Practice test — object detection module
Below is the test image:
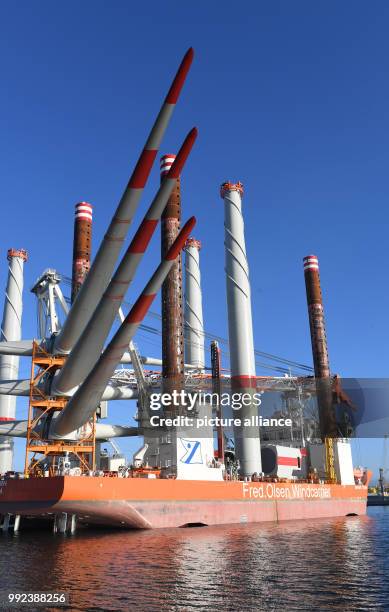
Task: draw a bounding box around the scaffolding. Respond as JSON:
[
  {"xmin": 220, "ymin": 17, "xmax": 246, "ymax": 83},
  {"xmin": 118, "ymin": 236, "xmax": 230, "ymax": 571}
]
[{"xmin": 24, "ymin": 341, "xmax": 95, "ymax": 477}]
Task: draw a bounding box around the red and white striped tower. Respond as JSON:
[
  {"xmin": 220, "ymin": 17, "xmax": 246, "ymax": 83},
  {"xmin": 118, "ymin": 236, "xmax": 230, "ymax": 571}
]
[
  {"xmin": 220, "ymin": 182, "xmax": 262, "ymax": 476},
  {"xmin": 184, "ymin": 237, "xmax": 204, "ymax": 369},
  {"xmin": 53, "ymin": 129, "xmax": 197, "ymax": 396},
  {"xmin": 54, "ymin": 48, "xmax": 194, "ymax": 355},
  {"xmin": 303, "ymin": 255, "xmax": 330, "ymax": 379},
  {"xmin": 52, "ymin": 217, "xmax": 196, "ymax": 437},
  {"xmin": 71, "ymin": 202, "xmax": 93, "ymax": 303},
  {"xmin": 0, "ymin": 248, "xmax": 28, "ymax": 472},
  {"xmin": 160, "ymin": 153, "xmax": 184, "ymax": 396},
  {"xmin": 303, "ymin": 255, "xmax": 336, "ymax": 437}
]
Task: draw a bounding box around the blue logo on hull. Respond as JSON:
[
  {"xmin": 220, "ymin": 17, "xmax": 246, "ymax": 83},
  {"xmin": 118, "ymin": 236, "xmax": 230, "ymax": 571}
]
[{"xmin": 179, "ymin": 439, "xmax": 203, "ymax": 464}]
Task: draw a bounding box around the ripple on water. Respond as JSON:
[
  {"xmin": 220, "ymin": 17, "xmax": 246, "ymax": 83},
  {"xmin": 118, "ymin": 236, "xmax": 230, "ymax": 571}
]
[{"xmin": 0, "ymin": 507, "xmax": 388, "ymax": 612}]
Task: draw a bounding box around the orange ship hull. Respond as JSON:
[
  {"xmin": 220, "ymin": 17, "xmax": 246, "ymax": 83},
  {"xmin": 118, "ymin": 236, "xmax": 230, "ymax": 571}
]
[{"xmin": 0, "ymin": 477, "xmax": 368, "ymax": 529}]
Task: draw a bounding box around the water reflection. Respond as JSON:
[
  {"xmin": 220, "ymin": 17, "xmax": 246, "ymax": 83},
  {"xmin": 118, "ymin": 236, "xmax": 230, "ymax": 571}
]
[{"xmin": 0, "ymin": 509, "xmax": 388, "ymax": 611}]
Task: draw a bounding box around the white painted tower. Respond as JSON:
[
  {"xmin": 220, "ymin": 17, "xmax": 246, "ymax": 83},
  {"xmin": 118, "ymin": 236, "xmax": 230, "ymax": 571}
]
[
  {"xmin": 220, "ymin": 182, "xmax": 262, "ymax": 476},
  {"xmin": 0, "ymin": 248, "xmax": 27, "ymax": 472},
  {"xmin": 184, "ymin": 237, "xmax": 204, "ymax": 369}
]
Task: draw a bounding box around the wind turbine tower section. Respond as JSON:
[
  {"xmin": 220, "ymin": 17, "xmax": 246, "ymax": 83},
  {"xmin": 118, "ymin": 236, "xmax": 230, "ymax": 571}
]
[{"xmin": 0, "ymin": 248, "xmax": 27, "ymax": 472}]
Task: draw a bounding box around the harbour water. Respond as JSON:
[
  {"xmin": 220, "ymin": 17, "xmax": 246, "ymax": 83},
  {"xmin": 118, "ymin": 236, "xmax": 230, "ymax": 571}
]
[{"xmin": 0, "ymin": 507, "xmax": 388, "ymax": 611}]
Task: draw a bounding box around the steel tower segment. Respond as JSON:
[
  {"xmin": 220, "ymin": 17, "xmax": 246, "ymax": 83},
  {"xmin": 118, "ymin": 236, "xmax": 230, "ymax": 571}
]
[
  {"xmin": 71, "ymin": 202, "xmax": 92, "ymax": 303},
  {"xmin": 220, "ymin": 182, "xmax": 262, "ymax": 476},
  {"xmin": 160, "ymin": 154, "xmax": 184, "ymax": 394},
  {"xmin": 303, "ymin": 255, "xmax": 330, "ymax": 378},
  {"xmin": 54, "ymin": 48, "xmax": 194, "ymax": 355},
  {"xmin": 211, "ymin": 340, "xmax": 224, "ymax": 461},
  {"xmin": 53, "ymin": 129, "xmax": 197, "ymax": 395},
  {"xmin": 184, "ymin": 237, "xmax": 204, "ymax": 369},
  {"xmin": 0, "ymin": 248, "xmax": 27, "ymax": 472},
  {"xmin": 303, "ymin": 254, "xmax": 337, "ymax": 480},
  {"xmin": 52, "ymin": 217, "xmax": 196, "ymax": 437}
]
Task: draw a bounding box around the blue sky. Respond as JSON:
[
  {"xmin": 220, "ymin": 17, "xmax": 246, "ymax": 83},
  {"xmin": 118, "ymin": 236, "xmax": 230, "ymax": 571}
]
[{"xmin": 1, "ymin": 1, "xmax": 389, "ymax": 478}]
